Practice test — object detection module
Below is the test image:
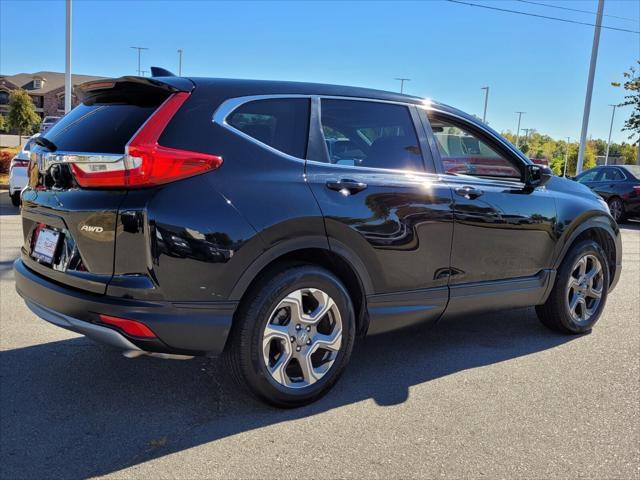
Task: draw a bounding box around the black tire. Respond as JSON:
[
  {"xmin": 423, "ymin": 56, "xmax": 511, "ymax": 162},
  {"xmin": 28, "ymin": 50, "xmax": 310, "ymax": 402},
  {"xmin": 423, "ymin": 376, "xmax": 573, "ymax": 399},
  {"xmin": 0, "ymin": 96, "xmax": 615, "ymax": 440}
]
[
  {"xmin": 10, "ymin": 192, "xmax": 20, "ymax": 207},
  {"xmin": 607, "ymin": 197, "xmax": 626, "ymax": 223},
  {"xmin": 536, "ymin": 239, "xmax": 609, "ymax": 334},
  {"xmin": 224, "ymin": 265, "xmax": 356, "ymax": 407}
]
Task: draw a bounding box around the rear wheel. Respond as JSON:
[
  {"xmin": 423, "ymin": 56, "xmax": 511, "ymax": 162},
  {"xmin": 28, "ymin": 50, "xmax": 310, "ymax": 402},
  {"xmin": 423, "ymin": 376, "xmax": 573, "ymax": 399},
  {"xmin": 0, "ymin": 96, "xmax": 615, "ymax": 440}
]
[
  {"xmin": 607, "ymin": 197, "xmax": 625, "ymax": 223},
  {"xmin": 225, "ymin": 265, "xmax": 355, "ymax": 407},
  {"xmin": 536, "ymin": 239, "xmax": 609, "ymax": 334},
  {"xmin": 10, "ymin": 192, "xmax": 20, "ymax": 207}
]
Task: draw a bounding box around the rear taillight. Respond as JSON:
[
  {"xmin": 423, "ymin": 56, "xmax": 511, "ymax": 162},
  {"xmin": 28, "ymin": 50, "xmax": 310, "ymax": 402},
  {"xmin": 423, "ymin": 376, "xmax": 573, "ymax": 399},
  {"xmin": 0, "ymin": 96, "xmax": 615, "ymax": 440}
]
[
  {"xmin": 72, "ymin": 92, "xmax": 223, "ymax": 188},
  {"xmin": 633, "ymin": 185, "xmax": 640, "ymax": 194},
  {"xmin": 10, "ymin": 159, "xmax": 29, "ymax": 169}
]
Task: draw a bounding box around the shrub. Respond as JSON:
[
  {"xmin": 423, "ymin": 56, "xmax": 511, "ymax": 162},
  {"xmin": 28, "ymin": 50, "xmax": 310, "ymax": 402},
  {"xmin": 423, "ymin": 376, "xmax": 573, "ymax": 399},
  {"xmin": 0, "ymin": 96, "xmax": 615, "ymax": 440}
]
[{"xmin": 0, "ymin": 149, "xmax": 17, "ymax": 175}]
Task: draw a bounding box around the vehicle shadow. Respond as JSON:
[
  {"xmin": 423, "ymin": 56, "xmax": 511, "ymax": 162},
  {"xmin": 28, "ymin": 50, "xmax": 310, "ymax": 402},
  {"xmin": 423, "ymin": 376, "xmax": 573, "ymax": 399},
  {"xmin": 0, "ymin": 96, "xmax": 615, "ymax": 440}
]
[
  {"xmin": 619, "ymin": 220, "xmax": 640, "ymax": 231},
  {"xmin": 0, "ymin": 307, "xmax": 579, "ymax": 479},
  {"xmin": 0, "ymin": 191, "xmax": 20, "ymax": 216}
]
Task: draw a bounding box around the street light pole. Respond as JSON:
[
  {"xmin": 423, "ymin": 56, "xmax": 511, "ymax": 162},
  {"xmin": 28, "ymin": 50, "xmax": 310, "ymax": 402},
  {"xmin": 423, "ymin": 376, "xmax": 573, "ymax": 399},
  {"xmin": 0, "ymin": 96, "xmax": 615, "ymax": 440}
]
[
  {"xmin": 395, "ymin": 78, "xmax": 410, "ymax": 94},
  {"xmin": 481, "ymin": 86, "xmax": 489, "ymax": 123},
  {"xmin": 576, "ymin": 0, "xmax": 605, "ymax": 174},
  {"xmin": 604, "ymin": 104, "xmax": 617, "ymax": 165},
  {"xmin": 515, "ymin": 111, "xmax": 525, "ymax": 147},
  {"xmin": 64, "ymin": 0, "xmax": 72, "ymax": 114},
  {"xmin": 130, "ymin": 46, "xmax": 149, "ymax": 76},
  {"xmin": 177, "ymin": 49, "xmax": 183, "ymax": 76},
  {"xmin": 563, "ymin": 137, "xmax": 571, "ymax": 177}
]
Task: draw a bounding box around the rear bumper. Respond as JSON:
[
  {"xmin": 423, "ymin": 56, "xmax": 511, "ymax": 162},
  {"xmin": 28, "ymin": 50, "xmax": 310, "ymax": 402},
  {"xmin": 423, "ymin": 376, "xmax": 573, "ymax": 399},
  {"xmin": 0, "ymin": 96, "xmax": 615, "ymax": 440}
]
[{"xmin": 14, "ymin": 258, "xmax": 236, "ymax": 355}]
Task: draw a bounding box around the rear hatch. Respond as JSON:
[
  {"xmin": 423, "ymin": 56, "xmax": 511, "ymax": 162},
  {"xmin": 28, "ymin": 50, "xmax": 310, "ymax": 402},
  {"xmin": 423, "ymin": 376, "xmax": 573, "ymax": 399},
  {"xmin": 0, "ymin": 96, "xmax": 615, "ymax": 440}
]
[{"xmin": 20, "ymin": 76, "xmax": 197, "ymax": 294}]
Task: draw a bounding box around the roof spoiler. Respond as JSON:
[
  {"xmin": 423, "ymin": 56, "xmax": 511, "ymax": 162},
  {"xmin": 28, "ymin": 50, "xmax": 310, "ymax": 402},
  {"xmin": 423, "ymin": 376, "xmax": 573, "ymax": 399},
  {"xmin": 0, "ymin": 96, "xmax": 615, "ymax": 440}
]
[
  {"xmin": 150, "ymin": 66, "xmax": 176, "ymax": 77},
  {"xmin": 76, "ymin": 75, "xmax": 193, "ymax": 102}
]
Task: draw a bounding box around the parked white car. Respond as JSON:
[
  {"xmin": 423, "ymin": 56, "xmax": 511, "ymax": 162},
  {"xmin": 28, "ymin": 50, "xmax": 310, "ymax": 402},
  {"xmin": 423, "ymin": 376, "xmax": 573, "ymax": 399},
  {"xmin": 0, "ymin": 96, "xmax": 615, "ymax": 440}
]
[
  {"xmin": 40, "ymin": 116, "xmax": 61, "ymax": 133},
  {"xmin": 9, "ymin": 134, "xmax": 39, "ymax": 206}
]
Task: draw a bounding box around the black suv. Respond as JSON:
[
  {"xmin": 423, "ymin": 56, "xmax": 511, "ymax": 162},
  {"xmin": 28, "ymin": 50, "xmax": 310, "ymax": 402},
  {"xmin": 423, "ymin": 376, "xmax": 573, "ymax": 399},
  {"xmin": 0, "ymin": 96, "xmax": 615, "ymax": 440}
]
[{"xmin": 14, "ymin": 73, "xmax": 621, "ymax": 407}]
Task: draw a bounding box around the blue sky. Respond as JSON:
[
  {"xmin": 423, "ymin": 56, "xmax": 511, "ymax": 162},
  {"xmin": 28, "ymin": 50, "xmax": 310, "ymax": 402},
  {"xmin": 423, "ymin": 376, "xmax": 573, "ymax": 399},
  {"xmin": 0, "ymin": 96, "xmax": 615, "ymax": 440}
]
[{"xmin": 1, "ymin": 0, "xmax": 638, "ymax": 143}]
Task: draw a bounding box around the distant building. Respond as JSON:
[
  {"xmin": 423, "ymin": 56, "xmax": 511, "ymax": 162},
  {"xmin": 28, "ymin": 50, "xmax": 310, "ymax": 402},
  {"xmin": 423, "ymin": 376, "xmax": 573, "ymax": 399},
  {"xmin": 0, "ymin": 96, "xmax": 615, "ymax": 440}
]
[
  {"xmin": 0, "ymin": 71, "xmax": 105, "ymax": 120},
  {"xmin": 596, "ymin": 155, "xmax": 623, "ymax": 166}
]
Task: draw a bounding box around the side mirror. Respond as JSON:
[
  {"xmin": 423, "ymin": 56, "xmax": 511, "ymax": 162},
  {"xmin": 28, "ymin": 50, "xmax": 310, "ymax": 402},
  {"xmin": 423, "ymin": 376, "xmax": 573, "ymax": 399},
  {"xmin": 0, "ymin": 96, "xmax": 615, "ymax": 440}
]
[{"xmin": 524, "ymin": 164, "xmax": 552, "ymax": 191}]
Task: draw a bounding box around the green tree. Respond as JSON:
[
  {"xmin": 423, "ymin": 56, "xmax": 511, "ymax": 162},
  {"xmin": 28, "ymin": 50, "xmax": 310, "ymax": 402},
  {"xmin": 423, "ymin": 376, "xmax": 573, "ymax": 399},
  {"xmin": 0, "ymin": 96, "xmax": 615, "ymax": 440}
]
[
  {"xmin": 7, "ymin": 89, "xmax": 40, "ymax": 142},
  {"xmin": 612, "ymin": 61, "xmax": 639, "ymax": 145},
  {"xmin": 0, "ymin": 115, "xmax": 6, "ymax": 133}
]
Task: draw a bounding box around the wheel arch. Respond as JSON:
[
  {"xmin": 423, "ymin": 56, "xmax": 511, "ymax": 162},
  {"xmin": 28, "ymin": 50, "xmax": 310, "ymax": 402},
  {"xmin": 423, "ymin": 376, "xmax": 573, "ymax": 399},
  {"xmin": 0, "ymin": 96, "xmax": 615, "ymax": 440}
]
[
  {"xmin": 555, "ymin": 215, "xmax": 620, "ymax": 289},
  {"xmin": 228, "ymin": 236, "xmax": 373, "ymax": 337}
]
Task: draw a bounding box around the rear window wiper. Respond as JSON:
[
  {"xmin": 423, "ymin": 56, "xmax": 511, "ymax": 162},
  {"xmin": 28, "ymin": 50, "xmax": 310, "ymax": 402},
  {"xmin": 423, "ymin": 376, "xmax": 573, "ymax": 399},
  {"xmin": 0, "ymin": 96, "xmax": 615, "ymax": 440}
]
[{"xmin": 34, "ymin": 136, "xmax": 58, "ymax": 152}]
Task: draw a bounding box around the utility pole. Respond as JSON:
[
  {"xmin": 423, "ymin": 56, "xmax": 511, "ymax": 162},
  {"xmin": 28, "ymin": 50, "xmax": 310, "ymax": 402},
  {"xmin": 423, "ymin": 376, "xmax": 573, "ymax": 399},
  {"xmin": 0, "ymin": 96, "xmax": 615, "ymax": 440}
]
[
  {"xmin": 130, "ymin": 46, "xmax": 149, "ymax": 76},
  {"xmin": 140, "ymin": 70, "xmax": 148, "ymax": 77},
  {"xmin": 515, "ymin": 111, "xmax": 525, "ymax": 147},
  {"xmin": 563, "ymin": 137, "xmax": 571, "ymax": 177},
  {"xmin": 177, "ymin": 49, "xmax": 183, "ymax": 76},
  {"xmin": 481, "ymin": 86, "xmax": 489, "ymax": 123},
  {"xmin": 64, "ymin": 0, "xmax": 72, "ymax": 114},
  {"xmin": 576, "ymin": 0, "xmax": 604, "ymax": 174},
  {"xmin": 395, "ymin": 78, "xmax": 410, "ymax": 94},
  {"xmin": 604, "ymin": 104, "xmax": 617, "ymax": 165},
  {"xmin": 522, "ymin": 128, "xmax": 532, "ymax": 144}
]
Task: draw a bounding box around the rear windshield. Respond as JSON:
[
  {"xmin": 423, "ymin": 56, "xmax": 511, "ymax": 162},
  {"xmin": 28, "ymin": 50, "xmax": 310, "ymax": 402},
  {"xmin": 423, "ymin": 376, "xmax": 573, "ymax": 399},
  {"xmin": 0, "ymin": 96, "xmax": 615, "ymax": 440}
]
[
  {"xmin": 42, "ymin": 103, "xmax": 158, "ymax": 154},
  {"xmin": 623, "ymin": 165, "xmax": 640, "ymax": 178}
]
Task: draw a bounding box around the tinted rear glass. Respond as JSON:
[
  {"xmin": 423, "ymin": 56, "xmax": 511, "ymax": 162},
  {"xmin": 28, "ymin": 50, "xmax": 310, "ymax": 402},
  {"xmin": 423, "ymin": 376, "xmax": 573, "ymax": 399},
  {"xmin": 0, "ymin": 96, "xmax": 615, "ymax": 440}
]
[
  {"xmin": 228, "ymin": 98, "xmax": 310, "ymax": 158},
  {"xmin": 43, "ymin": 103, "xmax": 158, "ymax": 154}
]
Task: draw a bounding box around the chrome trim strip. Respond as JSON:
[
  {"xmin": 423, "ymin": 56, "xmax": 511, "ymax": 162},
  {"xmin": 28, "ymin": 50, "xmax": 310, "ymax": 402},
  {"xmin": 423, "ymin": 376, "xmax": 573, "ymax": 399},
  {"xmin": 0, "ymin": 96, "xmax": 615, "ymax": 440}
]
[
  {"xmin": 211, "ymin": 93, "xmax": 436, "ymax": 176},
  {"xmin": 31, "ymin": 150, "xmax": 124, "ymax": 171}
]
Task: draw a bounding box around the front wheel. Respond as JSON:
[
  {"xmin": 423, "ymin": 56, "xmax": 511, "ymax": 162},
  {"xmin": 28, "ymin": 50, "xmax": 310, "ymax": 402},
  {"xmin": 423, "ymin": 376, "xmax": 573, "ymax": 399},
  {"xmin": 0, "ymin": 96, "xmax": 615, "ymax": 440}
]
[
  {"xmin": 225, "ymin": 265, "xmax": 356, "ymax": 407},
  {"xmin": 536, "ymin": 239, "xmax": 609, "ymax": 334}
]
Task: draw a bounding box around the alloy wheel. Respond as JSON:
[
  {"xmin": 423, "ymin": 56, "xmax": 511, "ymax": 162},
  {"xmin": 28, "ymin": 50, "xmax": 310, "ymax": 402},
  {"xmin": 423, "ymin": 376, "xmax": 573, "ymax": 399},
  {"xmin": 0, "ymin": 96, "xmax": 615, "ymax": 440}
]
[
  {"xmin": 608, "ymin": 198, "xmax": 623, "ymax": 222},
  {"xmin": 262, "ymin": 288, "xmax": 342, "ymax": 388},
  {"xmin": 566, "ymin": 254, "xmax": 604, "ymax": 325}
]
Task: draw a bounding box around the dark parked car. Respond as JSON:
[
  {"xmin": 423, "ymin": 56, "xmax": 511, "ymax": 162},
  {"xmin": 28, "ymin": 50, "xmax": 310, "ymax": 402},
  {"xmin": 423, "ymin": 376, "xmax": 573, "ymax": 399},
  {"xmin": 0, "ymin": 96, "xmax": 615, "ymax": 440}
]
[
  {"xmin": 573, "ymin": 165, "xmax": 640, "ymax": 223},
  {"xmin": 14, "ymin": 73, "xmax": 621, "ymax": 407}
]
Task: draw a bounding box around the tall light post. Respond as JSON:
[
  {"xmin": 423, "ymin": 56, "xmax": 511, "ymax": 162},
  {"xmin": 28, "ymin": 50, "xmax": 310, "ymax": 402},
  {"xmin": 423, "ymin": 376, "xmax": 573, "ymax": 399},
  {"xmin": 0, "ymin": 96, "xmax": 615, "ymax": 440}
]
[
  {"xmin": 395, "ymin": 78, "xmax": 410, "ymax": 94},
  {"xmin": 64, "ymin": 0, "xmax": 72, "ymax": 114},
  {"xmin": 130, "ymin": 46, "xmax": 149, "ymax": 76},
  {"xmin": 515, "ymin": 111, "xmax": 525, "ymax": 147},
  {"xmin": 177, "ymin": 49, "xmax": 183, "ymax": 76},
  {"xmin": 604, "ymin": 104, "xmax": 617, "ymax": 165},
  {"xmin": 481, "ymin": 86, "xmax": 489, "ymax": 123},
  {"xmin": 576, "ymin": 0, "xmax": 605, "ymax": 174},
  {"xmin": 563, "ymin": 137, "xmax": 571, "ymax": 177}
]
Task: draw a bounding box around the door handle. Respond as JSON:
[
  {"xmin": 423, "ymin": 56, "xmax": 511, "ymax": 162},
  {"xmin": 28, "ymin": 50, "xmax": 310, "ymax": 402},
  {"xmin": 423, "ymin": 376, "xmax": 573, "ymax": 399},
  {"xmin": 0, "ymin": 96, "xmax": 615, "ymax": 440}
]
[
  {"xmin": 326, "ymin": 179, "xmax": 368, "ymax": 195},
  {"xmin": 455, "ymin": 186, "xmax": 483, "ymax": 199}
]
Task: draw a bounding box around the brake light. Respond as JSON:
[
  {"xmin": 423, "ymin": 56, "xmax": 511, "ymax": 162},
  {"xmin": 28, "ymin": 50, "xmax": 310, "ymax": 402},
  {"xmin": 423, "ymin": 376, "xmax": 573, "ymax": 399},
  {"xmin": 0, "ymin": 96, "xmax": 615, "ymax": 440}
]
[
  {"xmin": 11, "ymin": 159, "xmax": 29, "ymax": 169},
  {"xmin": 99, "ymin": 314, "xmax": 157, "ymax": 338},
  {"xmin": 72, "ymin": 92, "xmax": 223, "ymax": 188},
  {"xmin": 633, "ymin": 185, "xmax": 640, "ymax": 193}
]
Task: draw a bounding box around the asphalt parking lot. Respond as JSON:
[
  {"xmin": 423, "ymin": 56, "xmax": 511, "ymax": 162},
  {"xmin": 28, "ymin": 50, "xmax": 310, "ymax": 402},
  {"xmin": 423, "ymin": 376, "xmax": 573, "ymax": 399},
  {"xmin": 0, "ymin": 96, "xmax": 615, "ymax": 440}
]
[{"xmin": 0, "ymin": 190, "xmax": 638, "ymax": 479}]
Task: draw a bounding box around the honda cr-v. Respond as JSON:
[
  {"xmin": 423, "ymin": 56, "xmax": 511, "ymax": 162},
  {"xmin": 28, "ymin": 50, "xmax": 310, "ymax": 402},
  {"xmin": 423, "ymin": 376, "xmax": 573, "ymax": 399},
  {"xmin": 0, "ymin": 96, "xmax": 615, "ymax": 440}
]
[{"xmin": 15, "ymin": 71, "xmax": 621, "ymax": 407}]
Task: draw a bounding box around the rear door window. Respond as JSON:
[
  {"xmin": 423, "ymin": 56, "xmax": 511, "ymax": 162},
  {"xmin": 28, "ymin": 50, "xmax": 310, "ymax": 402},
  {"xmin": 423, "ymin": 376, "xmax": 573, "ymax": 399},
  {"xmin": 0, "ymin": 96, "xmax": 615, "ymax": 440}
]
[
  {"xmin": 228, "ymin": 98, "xmax": 310, "ymax": 158},
  {"xmin": 601, "ymin": 168, "xmax": 625, "ymax": 181},
  {"xmin": 319, "ymin": 99, "xmax": 424, "ymax": 171}
]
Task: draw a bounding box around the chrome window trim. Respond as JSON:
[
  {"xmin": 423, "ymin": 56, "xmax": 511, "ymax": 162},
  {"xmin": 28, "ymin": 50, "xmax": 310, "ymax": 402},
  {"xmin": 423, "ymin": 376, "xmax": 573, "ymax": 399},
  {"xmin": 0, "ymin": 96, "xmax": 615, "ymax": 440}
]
[{"xmin": 211, "ymin": 93, "xmax": 434, "ymax": 176}]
